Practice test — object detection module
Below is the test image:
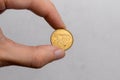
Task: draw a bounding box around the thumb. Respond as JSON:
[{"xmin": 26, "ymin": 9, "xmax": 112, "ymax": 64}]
[
  {"xmin": 4, "ymin": 44, "xmax": 65, "ymax": 68},
  {"xmin": 30, "ymin": 45, "xmax": 65, "ymax": 68}
]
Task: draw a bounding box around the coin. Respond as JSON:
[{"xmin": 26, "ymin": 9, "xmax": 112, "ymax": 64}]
[{"xmin": 50, "ymin": 29, "xmax": 73, "ymax": 50}]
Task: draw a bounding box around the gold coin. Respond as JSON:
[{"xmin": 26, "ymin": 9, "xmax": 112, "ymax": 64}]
[{"xmin": 50, "ymin": 29, "xmax": 73, "ymax": 50}]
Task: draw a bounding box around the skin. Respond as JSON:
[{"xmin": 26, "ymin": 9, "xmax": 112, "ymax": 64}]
[{"xmin": 0, "ymin": 0, "xmax": 65, "ymax": 68}]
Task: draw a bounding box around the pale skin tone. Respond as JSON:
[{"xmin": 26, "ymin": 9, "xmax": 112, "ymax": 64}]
[{"xmin": 0, "ymin": 0, "xmax": 65, "ymax": 68}]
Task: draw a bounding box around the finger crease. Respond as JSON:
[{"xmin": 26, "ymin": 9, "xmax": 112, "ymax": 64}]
[{"xmin": 4, "ymin": 0, "xmax": 8, "ymax": 9}]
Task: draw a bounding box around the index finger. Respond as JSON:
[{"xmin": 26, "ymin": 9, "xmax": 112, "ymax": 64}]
[
  {"xmin": 29, "ymin": 0, "xmax": 66, "ymax": 29},
  {"xmin": 3, "ymin": 0, "xmax": 66, "ymax": 29}
]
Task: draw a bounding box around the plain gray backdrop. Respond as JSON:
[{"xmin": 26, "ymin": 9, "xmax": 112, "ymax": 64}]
[{"xmin": 0, "ymin": 0, "xmax": 120, "ymax": 80}]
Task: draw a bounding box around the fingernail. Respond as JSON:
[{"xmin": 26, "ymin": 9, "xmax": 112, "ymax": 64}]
[
  {"xmin": 54, "ymin": 49, "xmax": 65, "ymax": 60},
  {"xmin": 62, "ymin": 25, "xmax": 67, "ymax": 29}
]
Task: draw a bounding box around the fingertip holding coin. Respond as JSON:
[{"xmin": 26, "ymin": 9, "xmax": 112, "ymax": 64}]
[{"xmin": 50, "ymin": 29, "xmax": 74, "ymax": 51}]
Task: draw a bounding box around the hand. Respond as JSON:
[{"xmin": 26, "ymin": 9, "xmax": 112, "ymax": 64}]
[{"xmin": 0, "ymin": 0, "xmax": 65, "ymax": 68}]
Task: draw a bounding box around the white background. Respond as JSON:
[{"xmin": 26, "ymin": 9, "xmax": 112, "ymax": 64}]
[{"xmin": 0, "ymin": 0, "xmax": 120, "ymax": 80}]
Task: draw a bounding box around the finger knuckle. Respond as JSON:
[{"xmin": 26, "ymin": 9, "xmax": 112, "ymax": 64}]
[
  {"xmin": 30, "ymin": 47, "xmax": 45, "ymax": 68},
  {"xmin": 0, "ymin": 0, "xmax": 6, "ymax": 10}
]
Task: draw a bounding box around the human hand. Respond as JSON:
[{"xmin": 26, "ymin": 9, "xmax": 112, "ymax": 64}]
[{"xmin": 0, "ymin": 0, "xmax": 65, "ymax": 68}]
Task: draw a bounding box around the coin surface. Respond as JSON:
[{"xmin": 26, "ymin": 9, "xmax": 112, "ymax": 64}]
[{"xmin": 50, "ymin": 29, "xmax": 73, "ymax": 50}]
